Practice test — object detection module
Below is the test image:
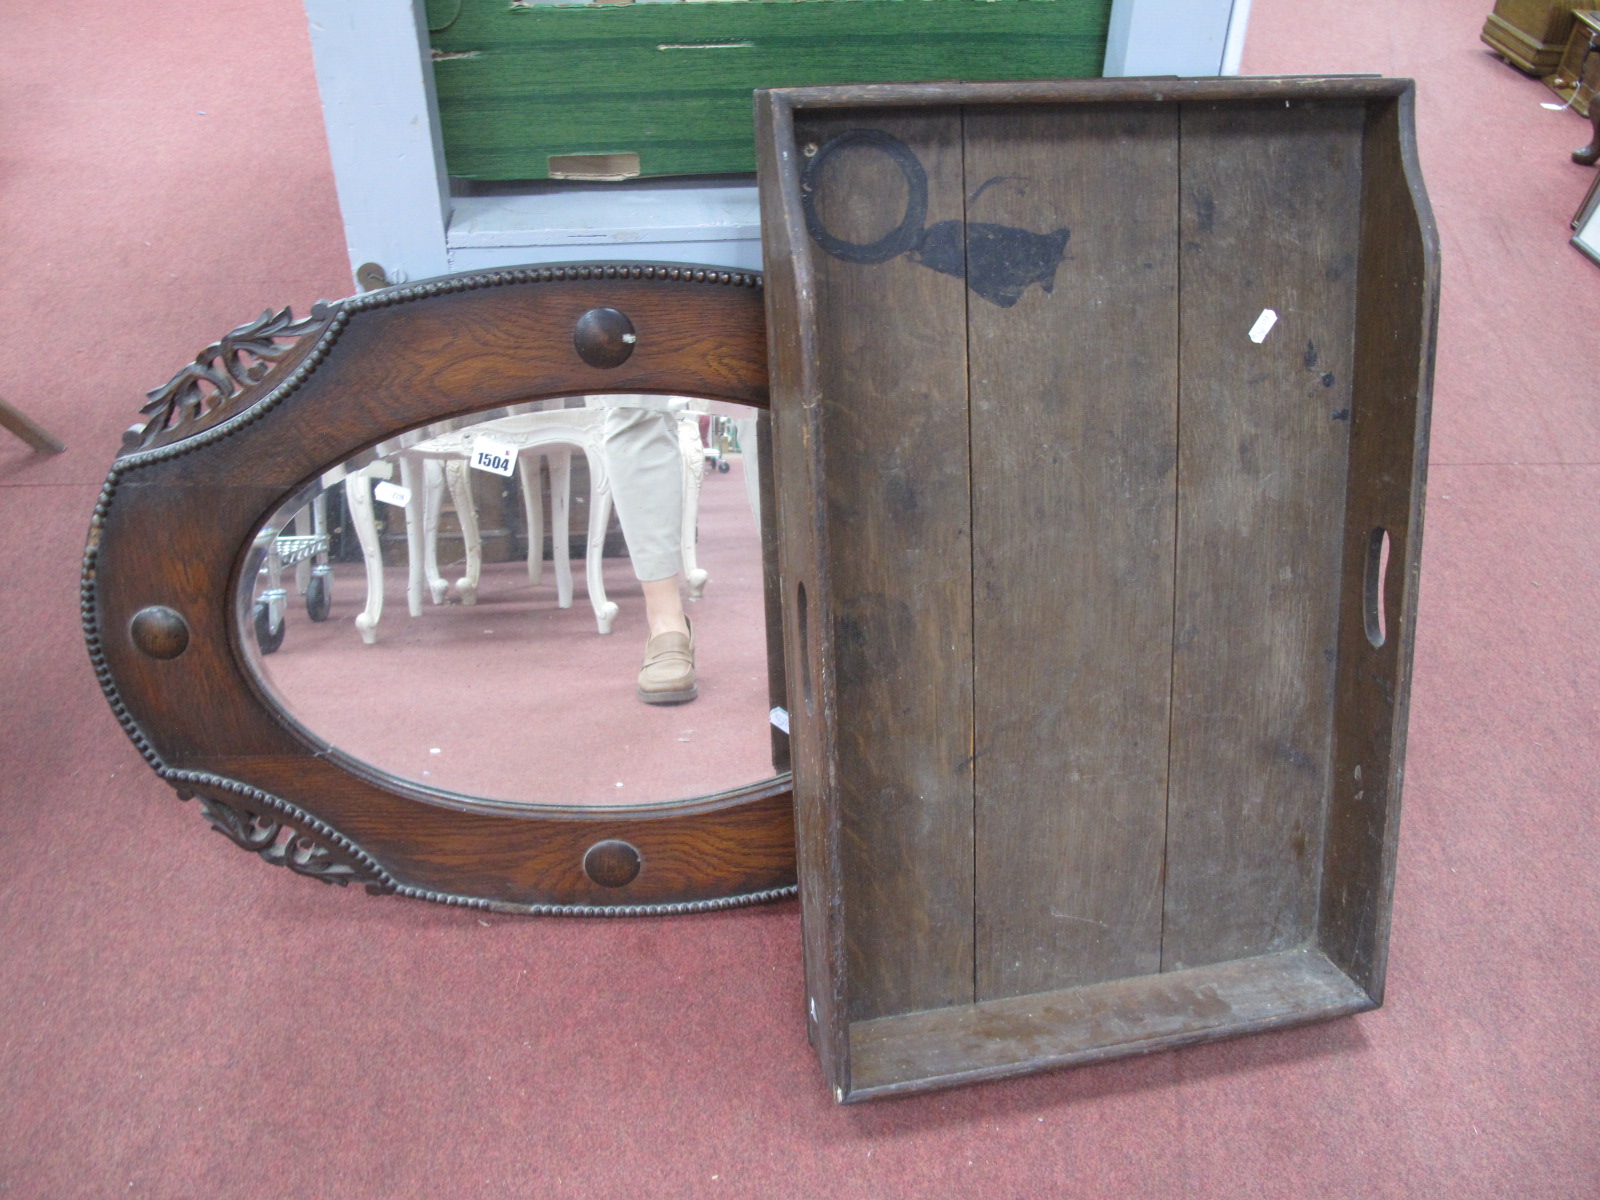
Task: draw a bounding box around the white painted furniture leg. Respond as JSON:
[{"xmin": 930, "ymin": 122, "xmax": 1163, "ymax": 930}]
[
  {"xmin": 678, "ymin": 409, "xmax": 708, "ymax": 601},
  {"xmin": 420, "ymin": 458, "xmax": 450, "ymax": 606},
  {"xmin": 733, "ymin": 415, "xmax": 760, "ymax": 525},
  {"xmin": 445, "ymin": 458, "xmax": 481, "ymax": 605},
  {"xmin": 401, "ymin": 455, "xmax": 426, "ymax": 617},
  {"xmin": 582, "ymin": 446, "xmax": 618, "ymax": 634},
  {"xmin": 517, "ymin": 453, "xmax": 544, "ymax": 587},
  {"xmin": 547, "ymin": 447, "xmax": 574, "ymax": 610},
  {"xmin": 345, "ymin": 471, "xmax": 385, "ymax": 644}
]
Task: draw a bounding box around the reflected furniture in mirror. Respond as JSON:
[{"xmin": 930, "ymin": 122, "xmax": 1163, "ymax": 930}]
[
  {"xmin": 337, "ymin": 398, "xmax": 725, "ymax": 644},
  {"xmin": 85, "ymin": 264, "xmax": 795, "ymax": 912},
  {"xmin": 351, "ymin": 405, "xmax": 619, "ymax": 640}
]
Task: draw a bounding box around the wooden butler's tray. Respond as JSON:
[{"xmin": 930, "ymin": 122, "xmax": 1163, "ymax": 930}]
[{"xmin": 756, "ymin": 77, "xmax": 1439, "ymax": 1100}]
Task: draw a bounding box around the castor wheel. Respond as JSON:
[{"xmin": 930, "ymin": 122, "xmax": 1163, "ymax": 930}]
[
  {"xmin": 717, "ymin": 458, "xmax": 731, "ymax": 472},
  {"xmin": 253, "ymin": 597, "xmax": 285, "ymax": 654},
  {"xmin": 305, "ymin": 569, "xmax": 331, "ymax": 622}
]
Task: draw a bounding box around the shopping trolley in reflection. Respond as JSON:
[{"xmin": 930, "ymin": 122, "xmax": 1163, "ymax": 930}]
[
  {"xmin": 248, "ymin": 492, "xmax": 333, "ymax": 654},
  {"xmin": 699, "ymin": 414, "xmax": 740, "ymax": 473}
]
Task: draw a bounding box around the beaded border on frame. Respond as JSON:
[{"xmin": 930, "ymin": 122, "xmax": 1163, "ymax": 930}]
[{"xmin": 81, "ymin": 263, "xmax": 797, "ymax": 917}]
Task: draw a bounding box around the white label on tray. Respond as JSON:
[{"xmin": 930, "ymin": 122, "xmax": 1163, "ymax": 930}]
[
  {"xmin": 769, "ymin": 706, "xmax": 790, "ymax": 734},
  {"xmin": 471, "ymin": 438, "xmax": 518, "ymax": 477},
  {"xmin": 1248, "ymin": 308, "xmax": 1278, "ymax": 344},
  {"xmin": 373, "ymin": 481, "xmax": 411, "ymax": 508}
]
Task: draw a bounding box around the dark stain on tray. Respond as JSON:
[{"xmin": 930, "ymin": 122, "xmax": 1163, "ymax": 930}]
[
  {"xmin": 911, "ymin": 221, "xmax": 1072, "ymax": 308},
  {"xmin": 802, "ymin": 128, "xmax": 1071, "ymax": 308}
]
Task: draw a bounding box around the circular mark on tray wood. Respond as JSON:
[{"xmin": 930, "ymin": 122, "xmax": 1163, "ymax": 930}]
[
  {"xmin": 583, "ymin": 839, "xmax": 642, "ymax": 887},
  {"xmin": 573, "ymin": 307, "xmax": 637, "ymax": 369},
  {"xmin": 130, "ymin": 606, "xmax": 190, "ymax": 659},
  {"xmin": 801, "ymin": 129, "xmax": 929, "ymax": 264}
]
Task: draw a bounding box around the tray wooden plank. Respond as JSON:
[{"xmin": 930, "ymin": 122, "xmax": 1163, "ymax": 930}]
[
  {"xmin": 966, "ymin": 102, "xmax": 1179, "ymax": 999},
  {"xmin": 1162, "ymin": 100, "xmax": 1365, "ymax": 971},
  {"xmin": 798, "ymin": 109, "xmax": 978, "ymax": 1022}
]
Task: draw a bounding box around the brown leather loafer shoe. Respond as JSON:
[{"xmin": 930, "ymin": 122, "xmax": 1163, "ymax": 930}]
[{"xmin": 637, "ymin": 625, "xmax": 697, "ymax": 704}]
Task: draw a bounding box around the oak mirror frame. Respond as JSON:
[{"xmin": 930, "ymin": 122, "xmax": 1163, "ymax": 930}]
[{"xmin": 85, "ymin": 263, "xmax": 798, "ymax": 913}]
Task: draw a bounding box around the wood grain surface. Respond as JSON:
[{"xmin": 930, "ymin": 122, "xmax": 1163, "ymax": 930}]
[
  {"xmin": 1162, "ymin": 100, "xmax": 1364, "ymax": 971},
  {"xmin": 757, "ymin": 89, "xmax": 849, "ymax": 1092},
  {"xmin": 966, "ymin": 102, "xmax": 1179, "ymax": 1000},
  {"xmin": 849, "ymin": 946, "xmax": 1373, "ymax": 1099},
  {"xmin": 798, "ymin": 109, "xmax": 978, "ymax": 1024},
  {"xmin": 1318, "ymin": 94, "xmax": 1439, "ymax": 998}
]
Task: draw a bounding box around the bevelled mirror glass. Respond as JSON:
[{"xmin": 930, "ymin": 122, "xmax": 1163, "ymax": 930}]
[{"xmin": 237, "ymin": 394, "xmax": 777, "ymax": 810}]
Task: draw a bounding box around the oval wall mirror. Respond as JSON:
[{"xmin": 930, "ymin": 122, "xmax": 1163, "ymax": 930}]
[
  {"xmin": 85, "ymin": 264, "xmax": 797, "ymax": 913},
  {"xmin": 240, "ymin": 395, "xmax": 773, "ymax": 810}
]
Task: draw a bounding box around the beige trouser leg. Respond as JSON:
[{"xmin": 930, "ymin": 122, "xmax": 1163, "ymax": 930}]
[{"xmin": 602, "ymin": 404, "xmax": 684, "ymax": 582}]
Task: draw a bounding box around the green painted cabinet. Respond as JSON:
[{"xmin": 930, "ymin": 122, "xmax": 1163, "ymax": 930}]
[{"xmin": 426, "ymin": 0, "xmax": 1113, "ymax": 180}]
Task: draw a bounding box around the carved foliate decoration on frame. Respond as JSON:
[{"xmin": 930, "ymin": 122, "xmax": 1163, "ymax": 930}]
[
  {"xmin": 131, "ymin": 306, "xmax": 331, "ymax": 449},
  {"xmin": 176, "ymin": 776, "xmax": 390, "ymax": 891}
]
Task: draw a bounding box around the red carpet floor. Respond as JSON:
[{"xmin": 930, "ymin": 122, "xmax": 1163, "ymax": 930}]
[{"xmin": 1, "ymin": 0, "xmax": 1596, "ymax": 1196}]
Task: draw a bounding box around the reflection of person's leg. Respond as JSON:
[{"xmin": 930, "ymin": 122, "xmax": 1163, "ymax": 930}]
[
  {"xmin": 640, "ymin": 576, "xmax": 688, "ymax": 638},
  {"xmin": 604, "ymin": 405, "xmax": 696, "ymax": 704}
]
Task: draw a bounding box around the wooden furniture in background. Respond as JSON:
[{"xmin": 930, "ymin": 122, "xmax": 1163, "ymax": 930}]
[
  {"xmin": 758, "ymin": 77, "xmax": 1439, "ymax": 1101},
  {"xmin": 85, "ymin": 264, "xmax": 796, "ymax": 913},
  {"xmin": 1573, "ymin": 163, "xmax": 1600, "ymax": 225},
  {"xmin": 1572, "ymin": 166, "xmax": 1600, "ymax": 259},
  {"xmin": 1578, "ymin": 91, "xmax": 1600, "ymax": 161},
  {"xmin": 1545, "ymin": 10, "xmax": 1600, "ymax": 123},
  {"xmin": 0, "ymin": 395, "xmax": 65, "ymax": 454},
  {"xmin": 1482, "ymin": 0, "xmax": 1587, "ymax": 74}
]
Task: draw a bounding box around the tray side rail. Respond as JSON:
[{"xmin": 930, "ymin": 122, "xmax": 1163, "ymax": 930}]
[{"xmin": 1318, "ymin": 84, "xmax": 1440, "ymax": 1000}]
